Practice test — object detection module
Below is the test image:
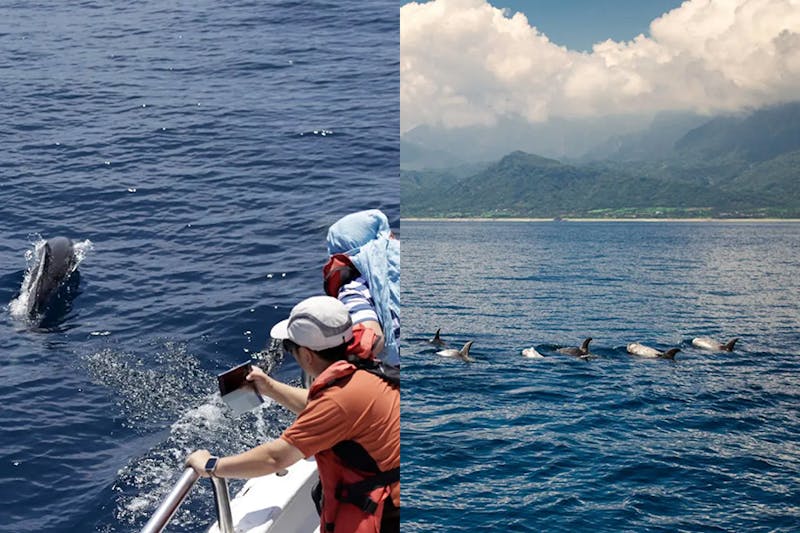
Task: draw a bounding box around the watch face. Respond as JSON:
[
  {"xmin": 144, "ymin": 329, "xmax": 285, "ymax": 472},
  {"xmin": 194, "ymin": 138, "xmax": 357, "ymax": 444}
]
[{"xmin": 205, "ymin": 456, "xmax": 219, "ymax": 473}]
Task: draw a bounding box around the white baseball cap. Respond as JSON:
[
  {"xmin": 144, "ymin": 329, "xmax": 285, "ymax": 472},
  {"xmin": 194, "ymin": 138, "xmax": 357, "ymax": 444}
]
[{"xmin": 270, "ymin": 296, "xmax": 353, "ymax": 351}]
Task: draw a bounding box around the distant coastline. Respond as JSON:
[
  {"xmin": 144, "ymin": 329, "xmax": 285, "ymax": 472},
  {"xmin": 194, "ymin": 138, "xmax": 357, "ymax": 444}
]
[{"xmin": 402, "ymin": 217, "xmax": 800, "ymax": 223}]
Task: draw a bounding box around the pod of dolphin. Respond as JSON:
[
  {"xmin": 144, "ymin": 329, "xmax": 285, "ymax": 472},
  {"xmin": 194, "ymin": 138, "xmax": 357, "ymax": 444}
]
[
  {"xmin": 12, "ymin": 238, "xmax": 743, "ymax": 364},
  {"xmin": 22, "ymin": 237, "xmax": 740, "ymax": 365},
  {"xmin": 430, "ymin": 329, "xmax": 740, "ymax": 363}
]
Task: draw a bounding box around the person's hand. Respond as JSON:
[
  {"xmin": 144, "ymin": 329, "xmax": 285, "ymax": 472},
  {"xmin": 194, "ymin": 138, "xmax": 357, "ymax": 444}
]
[
  {"xmin": 185, "ymin": 449, "xmax": 212, "ymax": 477},
  {"xmin": 247, "ymin": 365, "xmax": 272, "ymax": 396}
]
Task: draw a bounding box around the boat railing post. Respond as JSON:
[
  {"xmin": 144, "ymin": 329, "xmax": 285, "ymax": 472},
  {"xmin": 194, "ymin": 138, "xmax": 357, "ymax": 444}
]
[
  {"xmin": 210, "ymin": 475, "xmax": 234, "ymax": 533},
  {"xmin": 140, "ymin": 468, "xmax": 199, "ymax": 533},
  {"xmin": 139, "ymin": 468, "xmax": 234, "ymax": 533}
]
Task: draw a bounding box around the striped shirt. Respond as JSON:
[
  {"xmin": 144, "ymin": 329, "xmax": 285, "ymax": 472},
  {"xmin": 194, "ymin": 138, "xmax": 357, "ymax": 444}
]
[{"xmin": 338, "ymin": 276, "xmax": 401, "ymax": 342}]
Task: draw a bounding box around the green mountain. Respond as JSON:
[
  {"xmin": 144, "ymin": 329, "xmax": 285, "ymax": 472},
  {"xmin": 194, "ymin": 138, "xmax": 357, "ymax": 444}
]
[
  {"xmin": 403, "ymin": 103, "xmax": 800, "ymax": 219},
  {"xmin": 675, "ymin": 102, "xmax": 800, "ymax": 163},
  {"xmin": 404, "ymin": 152, "xmax": 744, "ymax": 218},
  {"xmin": 725, "ymin": 149, "xmax": 800, "ymax": 204},
  {"xmin": 401, "ymin": 163, "xmax": 487, "ymax": 216}
]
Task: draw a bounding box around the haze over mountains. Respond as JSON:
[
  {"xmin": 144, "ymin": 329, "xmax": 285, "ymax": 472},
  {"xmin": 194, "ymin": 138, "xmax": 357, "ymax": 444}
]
[{"xmin": 402, "ymin": 102, "xmax": 800, "ymax": 218}]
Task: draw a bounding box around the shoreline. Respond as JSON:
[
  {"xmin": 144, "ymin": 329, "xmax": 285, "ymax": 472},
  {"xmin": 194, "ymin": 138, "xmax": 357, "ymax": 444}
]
[{"xmin": 401, "ymin": 217, "xmax": 800, "ymax": 223}]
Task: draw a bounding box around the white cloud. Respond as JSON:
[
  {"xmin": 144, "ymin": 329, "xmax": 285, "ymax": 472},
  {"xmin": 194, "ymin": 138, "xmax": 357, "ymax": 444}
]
[{"xmin": 401, "ymin": 0, "xmax": 800, "ymax": 133}]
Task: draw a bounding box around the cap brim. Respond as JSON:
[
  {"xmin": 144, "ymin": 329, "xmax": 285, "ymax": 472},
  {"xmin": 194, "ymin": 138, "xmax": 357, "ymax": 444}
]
[{"xmin": 270, "ymin": 318, "xmax": 291, "ymax": 341}]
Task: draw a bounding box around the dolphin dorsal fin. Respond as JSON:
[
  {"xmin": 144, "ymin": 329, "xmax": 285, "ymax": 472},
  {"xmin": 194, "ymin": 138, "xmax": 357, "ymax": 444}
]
[
  {"xmin": 460, "ymin": 341, "xmax": 473, "ymax": 357},
  {"xmin": 724, "ymin": 338, "xmax": 739, "ymax": 351},
  {"xmin": 459, "ymin": 341, "xmax": 475, "ymax": 362},
  {"xmin": 661, "ymin": 348, "xmax": 680, "ymax": 360},
  {"xmin": 580, "ymin": 337, "xmax": 592, "ymax": 354},
  {"xmin": 433, "ymin": 329, "xmax": 441, "ymax": 341}
]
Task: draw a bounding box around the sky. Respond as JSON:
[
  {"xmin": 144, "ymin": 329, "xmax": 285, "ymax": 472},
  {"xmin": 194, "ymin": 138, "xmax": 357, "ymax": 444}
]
[
  {"xmin": 400, "ymin": 0, "xmax": 800, "ymax": 134},
  {"xmin": 491, "ymin": 0, "xmax": 685, "ymax": 51}
]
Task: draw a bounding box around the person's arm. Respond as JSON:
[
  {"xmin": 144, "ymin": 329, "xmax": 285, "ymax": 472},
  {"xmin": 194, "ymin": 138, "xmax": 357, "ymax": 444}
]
[
  {"xmin": 357, "ymin": 319, "xmax": 385, "ymax": 355},
  {"xmin": 247, "ymin": 366, "xmax": 308, "ymax": 414},
  {"xmin": 339, "ymin": 279, "xmax": 385, "ymax": 357},
  {"xmin": 185, "ymin": 438, "xmax": 304, "ymax": 479}
]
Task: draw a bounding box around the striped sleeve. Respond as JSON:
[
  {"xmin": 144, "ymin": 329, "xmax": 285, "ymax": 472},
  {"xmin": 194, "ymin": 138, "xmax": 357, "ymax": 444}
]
[{"xmin": 338, "ymin": 277, "xmax": 379, "ymax": 325}]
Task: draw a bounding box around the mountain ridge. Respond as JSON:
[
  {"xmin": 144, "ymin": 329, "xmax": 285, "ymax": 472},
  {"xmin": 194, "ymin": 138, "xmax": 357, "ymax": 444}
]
[{"xmin": 402, "ymin": 102, "xmax": 800, "ymax": 218}]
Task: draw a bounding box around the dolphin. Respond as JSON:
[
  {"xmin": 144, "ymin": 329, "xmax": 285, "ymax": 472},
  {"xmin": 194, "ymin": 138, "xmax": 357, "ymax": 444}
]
[
  {"xmin": 437, "ymin": 341, "xmax": 474, "ymax": 362},
  {"xmin": 521, "ymin": 347, "xmax": 544, "ymax": 359},
  {"xmin": 557, "ymin": 337, "xmax": 592, "ymax": 358},
  {"xmin": 692, "ymin": 337, "xmax": 738, "ymax": 352},
  {"xmin": 23, "ymin": 237, "xmax": 78, "ymax": 319},
  {"xmin": 428, "ymin": 328, "xmax": 446, "ymax": 347},
  {"xmin": 626, "ymin": 342, "xmax": 680, "ymax": 360}
]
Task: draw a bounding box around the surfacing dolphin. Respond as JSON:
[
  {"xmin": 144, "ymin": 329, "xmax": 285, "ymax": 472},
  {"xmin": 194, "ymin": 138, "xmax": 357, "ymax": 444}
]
[
  {"xmin": 692, "ymin": 337, "xmax": 738, "ymax": 352},
  {"xmin": 557, "ymin": 337, "xmax": 593, "ymax": 358},
  {"xmin": 428, "ymin": 328, "xmax": 446, "ymax": 347},
  {"xmin": 23, "ymin": 236, "xmax": 78, "ymax": 320},
  {"xmin": 521, "ymin": 347, "xmax": 544, "ymax": 358},
  {"xmin": 626, "ymin": 342, "xmax": 680, "ymax": 360},
  {"xmin": 437, "ymin": 340, "xmax": 474, "ymax": 362}
]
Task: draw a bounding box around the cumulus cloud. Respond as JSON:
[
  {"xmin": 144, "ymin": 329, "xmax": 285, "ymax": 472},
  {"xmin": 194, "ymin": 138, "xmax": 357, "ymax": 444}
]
[{"xmin": 400, "ymin": 0, "xmax": 800, "ymax": 133}]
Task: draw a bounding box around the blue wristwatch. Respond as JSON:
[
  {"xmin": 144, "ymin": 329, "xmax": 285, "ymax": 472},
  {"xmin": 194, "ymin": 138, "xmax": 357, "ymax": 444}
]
[{"xmin": 205, "ymin": 456, "xmax": 219, "ymax": 477}]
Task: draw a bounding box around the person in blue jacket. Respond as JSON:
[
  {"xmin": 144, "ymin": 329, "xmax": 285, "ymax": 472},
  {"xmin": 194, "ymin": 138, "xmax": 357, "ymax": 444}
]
[{"xmin": 323, "ymin": 209, "xmax": 400, "ymax": 366}]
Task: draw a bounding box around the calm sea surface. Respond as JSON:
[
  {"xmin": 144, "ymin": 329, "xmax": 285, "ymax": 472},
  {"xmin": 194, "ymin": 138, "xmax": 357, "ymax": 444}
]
[
  {"xmin": 0, "ymin": 1, "xmax": 398, "ymax": 531},
  {"xmin": 401, "ymin": 220, "xmax": 800, "ymax": 532}
]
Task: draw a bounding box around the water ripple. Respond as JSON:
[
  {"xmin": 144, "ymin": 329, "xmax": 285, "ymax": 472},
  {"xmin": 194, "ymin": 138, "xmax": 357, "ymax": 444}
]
[
  {"xmin": 0, "ymin": 0, "xmax": 397, "ymax": 530},
  {"xmin": 403, "ymin": 221, "xmax": 800, "ymax": 533}
]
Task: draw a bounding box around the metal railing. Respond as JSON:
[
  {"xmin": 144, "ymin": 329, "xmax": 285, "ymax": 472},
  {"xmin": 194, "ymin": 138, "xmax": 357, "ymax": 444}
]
[{"xmin": 140, "ymin": 467, "xmax": 234, "ymax": 533}]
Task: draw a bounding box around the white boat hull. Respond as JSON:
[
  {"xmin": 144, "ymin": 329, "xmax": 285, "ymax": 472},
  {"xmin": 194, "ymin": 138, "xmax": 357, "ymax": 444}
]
[{"xmin": 207, "ymin": 458, "xmax": 321, "ymax": 533}]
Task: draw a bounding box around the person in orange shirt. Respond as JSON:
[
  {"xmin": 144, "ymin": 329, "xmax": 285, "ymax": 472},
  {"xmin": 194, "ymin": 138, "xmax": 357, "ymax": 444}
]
[{"xmin": 186, "ymin": 296, "xmax": 400, "ymax": 533}]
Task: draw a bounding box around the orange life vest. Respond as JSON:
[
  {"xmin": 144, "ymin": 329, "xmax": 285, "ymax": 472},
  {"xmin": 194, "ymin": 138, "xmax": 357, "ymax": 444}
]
[{"xmin": 309, "ymin": 360, "xmax": 399, "ymax": 533}]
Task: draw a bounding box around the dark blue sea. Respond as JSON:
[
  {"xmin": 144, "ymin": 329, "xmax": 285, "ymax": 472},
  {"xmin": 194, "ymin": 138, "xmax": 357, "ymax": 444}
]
[
  {"xmin": 0, "ymin": 1, "xmax": 397, "ymax": 531},
  {"xmin": 402, "ymin": 220, "xmax": 800, "ymax": 532}
]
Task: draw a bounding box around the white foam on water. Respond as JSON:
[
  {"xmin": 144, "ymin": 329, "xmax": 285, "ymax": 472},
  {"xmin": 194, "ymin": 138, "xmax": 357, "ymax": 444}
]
[
  {"xmin": 85, "ymin": 341, "xmax": 292, "ymax": 529},
  {"xmin": 113, "ymin": 390, "xmax": 290, "ymax": 529},
  {"xmin": 8, "ymin": 236, "xmax": 45, "ymax": 320}
]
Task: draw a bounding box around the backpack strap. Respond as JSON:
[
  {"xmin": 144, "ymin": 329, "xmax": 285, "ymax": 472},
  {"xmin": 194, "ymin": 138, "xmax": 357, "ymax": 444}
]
[
  {"xmin": 350, "ymin": 358, "xmax": 400, "ymax": 387},
  {"xmin": 331, "ymin": 440, "xmax": 400, "ymax": 515},
  {"xmin": 332, "ymin": 440, "xmax": 380, "ymax": 473},
  {"xmin": 334, "ymin": 467, "xmax": 400, "ymax": 514}
]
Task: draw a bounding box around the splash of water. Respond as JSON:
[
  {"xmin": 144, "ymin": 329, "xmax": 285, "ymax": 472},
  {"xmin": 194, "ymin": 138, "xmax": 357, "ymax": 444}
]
[
  {"xmin": 251, "ymin": 338, "xmax": 285, "ymax": 374},
  {"xmin": 81, "ymin": 340, "xmax": 298, "ymax": 530}
]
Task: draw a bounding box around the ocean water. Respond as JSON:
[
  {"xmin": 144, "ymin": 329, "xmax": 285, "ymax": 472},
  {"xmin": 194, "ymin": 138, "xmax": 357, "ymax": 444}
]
[
  {"xmin": 0, "ymin": 1, "xmax": 398, "ymax": 531},
  {"xmin": 401, "ymin": 220, "xmax": 800, "ymax": 532}
]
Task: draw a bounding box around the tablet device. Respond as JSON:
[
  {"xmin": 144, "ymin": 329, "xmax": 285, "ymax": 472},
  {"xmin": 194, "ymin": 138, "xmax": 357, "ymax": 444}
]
[{"xmin": 217, "ymin": 362, "xmax": 264, "ymax": 417}]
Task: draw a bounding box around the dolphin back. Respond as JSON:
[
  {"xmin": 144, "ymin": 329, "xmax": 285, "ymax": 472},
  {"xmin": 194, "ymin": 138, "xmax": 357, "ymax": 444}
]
[
  {"xmin": 559, "ymin": 337, "xmax": 592, "ymax": 357},
  {"xmin": 692, "ymin": 336, "xmax": 738, "ymax": 352},
  {"xmin": 627, "ymin": 343, "xmax": 660, "ymax": 358},
  {"xmin": 28, "ymin": 237, "xmax": 76, "ymax": 318}
]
